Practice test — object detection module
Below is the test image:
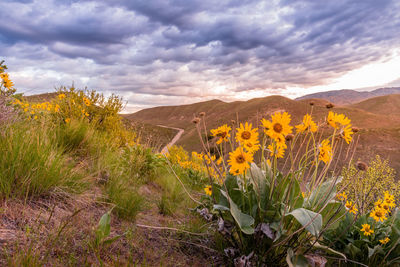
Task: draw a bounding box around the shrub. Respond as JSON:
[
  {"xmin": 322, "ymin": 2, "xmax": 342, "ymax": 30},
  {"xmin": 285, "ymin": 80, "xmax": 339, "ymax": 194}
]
[{"xmin": 340, "ymin": 155, "xmax": 399, "ymax": 213}]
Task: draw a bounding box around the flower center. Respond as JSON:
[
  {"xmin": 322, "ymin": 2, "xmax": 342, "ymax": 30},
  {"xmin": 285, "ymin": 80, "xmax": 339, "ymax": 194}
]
[
  {"xmin": 236, "ymin": 155, "xmax": 246, "ymax": 164},
  {"xmin": 217, "ymin": 132, "xmax": 227, "ymax": 138},
  {"xmin": 241, "ymin": 131, "xmax": 251, "ymax": 140},
  {"xmin": 273, "ymin": 123, "xmax": 283, "ymax": 133},
  {"xmin": 376, "ymin": 210, "xmax": 383, "ymax": 217}
]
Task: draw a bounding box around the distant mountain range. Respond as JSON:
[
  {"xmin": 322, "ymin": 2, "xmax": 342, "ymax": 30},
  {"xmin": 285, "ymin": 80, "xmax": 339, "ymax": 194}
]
[{"xmin": 296, "ymin": 87, "xmax": 400, "ymax": 105}]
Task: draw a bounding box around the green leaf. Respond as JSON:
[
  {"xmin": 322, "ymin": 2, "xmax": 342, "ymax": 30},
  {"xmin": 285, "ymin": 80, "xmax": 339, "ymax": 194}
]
[
  {"xmin": 288, "ymin": 208, "xmax": 322, "ymax": 236},
  {"xmin": 368, "ymin": 245, "xmax": 383, "ymax": 258},
  {"xmin": 98, "ymin": 212, "xmax": 111, "ymax": 237},
  {"xmin": 249, "ymin": 163, "xmax": 267, "ymax": 193},
  {"xmin": 225, "ymin": 191, "xmax": 255, "ymax": 235},
  {"xmin": 307, "ymin": 177, "xmax": 342, "ymax": 210},
  {"xmin": 286, "ymin": 249, "xmax": 309, "ymax": 267},
  {"xmin": 213, "ymin": 204, "xmax": 230, "ymax": 211}
]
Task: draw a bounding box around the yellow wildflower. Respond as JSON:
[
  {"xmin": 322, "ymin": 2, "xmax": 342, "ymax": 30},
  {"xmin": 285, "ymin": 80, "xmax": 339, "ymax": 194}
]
[
  {"xmin": 370, "ymin": 207, "xmax": 387, "ymax": 222},
  {"xmin": 337, "ymin": 191, "xmax": 347, "ymax": 201},
  {"xmin": 384, "ymin": 191, "xmax": 396, "ymax": 209},
  {"xmin": 340, "ymin": 125, "xmax": 353, "ymax": 144},
  {"xmin": 244, "ymin": 141, "xmax": 260, "ymax": 154},
  {"xmin": 204, "ymin": 185, "xmax": 212, "ymax": 196},
  {"xmin": 228, "ymin": 147, "xmax": 253, "ymax": 175},
  {"xmin": 296, "ymin": 114, "xmax": 318, "ymax": 133},
  {"xmin": 268, "ymin": 142, "xmax": 286, "ymax": 158},
  {"xmin": 379, "ymin": 237, "xmax": 390, "ymax": 245},
  {"xmin": 83, "ymin": 97, "xmax": 91, "ymax": 106},
  {"xmin": 360, "ymin": 224, "xmax": 374, "ymax": 236},
  {"xmin": 210, "ymin": 124, "xmax": 231, "ymax": 144},
  {"xmin": 345, "ymin": 201, "xmax": 358, "ymax": 214},
  {"xmin": 327, "ymin": 112, "xmax": 351, "ymax": 129},
  {"xmin": 318, "ymin": 139, "xmax": 332, "ymax": 163},
  {"xmin": 65, "ymin": 118, "xmax": 71, "ymax": 123},
  {"xmin": 261, "ymin": 112, "xmax": 293, "ymax": 143},
  {"xmin": 235, "ymin": 122, "xmax": 259, "ymax": 146},
  {"xmin": 58, "ymin": 93, "xmax": 66, "ymax": 99}
]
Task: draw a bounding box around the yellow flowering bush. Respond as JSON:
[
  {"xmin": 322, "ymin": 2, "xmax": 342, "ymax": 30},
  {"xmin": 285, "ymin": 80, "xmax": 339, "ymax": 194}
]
[
  {"xmin": 11, "ymin": 85, "xmax": 137, "ymax": 147},
  {"xmin": 340, "ymin": 155, "xmax": 399, "ymax": 214},
  {"xmin": 165, "ymin": 145, "xmax": 221, "ymax": 187}
]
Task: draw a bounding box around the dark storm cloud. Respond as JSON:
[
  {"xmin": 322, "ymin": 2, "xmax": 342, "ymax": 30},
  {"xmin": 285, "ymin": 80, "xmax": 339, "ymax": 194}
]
[{"xmin": 1, "ymin": 0, "xmax": 400, "ymax": 111}]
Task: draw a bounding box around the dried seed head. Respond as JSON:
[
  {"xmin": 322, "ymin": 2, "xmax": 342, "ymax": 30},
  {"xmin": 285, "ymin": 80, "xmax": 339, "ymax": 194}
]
[
  {"xmin": 231, "ymin": 120, "xmax": 236, "ymax": 124},
  {"xmin": 285, "ymin": 133, "xmax": 294, "ymax": 142},
  {"xmin": 326, "ymin": 103, "xmax": 334, "ymax": 109},
  {"xmin": 309, "ymin": 101, "xmax": 315, "ymax": 106},
  {"xmin": 192, "ymin": 117, "xmax": 201, "ymax": 124},
  {"xmin": 356, "ymin": 161, "xmax": 368, "ymax": 171},
  {"xmin": 352, "ymin": 127, "xmax": 359, "ymax": 133},
  {"xmin": 199, "ymin": 112, "xmax": 206, "ymax": 117}
]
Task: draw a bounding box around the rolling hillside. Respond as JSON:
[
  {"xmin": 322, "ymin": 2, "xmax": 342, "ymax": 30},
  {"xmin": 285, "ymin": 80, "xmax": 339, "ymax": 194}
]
[
  {"xmin": 296, "ymin": 87, "xmax": 400, "ymax": 105},
  {"xmin": 127, "ymin": 94, "xmax": 400, "ymax": 176}
]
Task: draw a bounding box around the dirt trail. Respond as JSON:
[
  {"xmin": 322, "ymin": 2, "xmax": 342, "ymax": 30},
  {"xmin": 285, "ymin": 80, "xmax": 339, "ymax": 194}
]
[{"xmin": 157, "ymin": 125, "xmax": 184, "ymax": 154}]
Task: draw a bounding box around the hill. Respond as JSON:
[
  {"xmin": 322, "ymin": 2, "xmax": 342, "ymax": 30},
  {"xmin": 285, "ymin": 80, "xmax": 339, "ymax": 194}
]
[
  {"xmin": 350, "ymin": 94, "xmax": 400, "ymax": 116},
  {"xmin": 296, "ymin": 87, "xmax": 400, "ymax": 105},
  {"xmin": 127, "ymin": 94, "xmax": 400, "ymax": 176}
]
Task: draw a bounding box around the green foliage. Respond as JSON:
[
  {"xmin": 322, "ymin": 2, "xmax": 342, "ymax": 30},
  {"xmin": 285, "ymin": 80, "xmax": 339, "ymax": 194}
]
[
  {"xmin": 341, "ymin": 155, "xmax": 399, "ymax": 213},
  {"xmin": 155, "ymin": 170, "xmax": 187, "ymax": 216},
  {"xmin": 210, "ymin": 168, "xmax": 344, "ymax": 265},
  {"xmin": 0, "ymin": 122, "xmax": 85, "ymax": 198},
  {"xmin": 324, "ymin": 209, "xmax": 400, "ymax": 266}
]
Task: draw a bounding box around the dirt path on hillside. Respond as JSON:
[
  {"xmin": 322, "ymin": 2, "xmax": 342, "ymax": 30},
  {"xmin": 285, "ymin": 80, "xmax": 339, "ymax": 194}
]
[{"xmin": 157, "ymin": 125, "xmax": 184, "ymax": 154}]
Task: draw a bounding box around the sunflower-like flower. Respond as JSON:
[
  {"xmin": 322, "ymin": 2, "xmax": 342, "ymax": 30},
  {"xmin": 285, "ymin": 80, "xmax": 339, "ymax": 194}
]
[
  {"xmin": 261, "ymin": 112, "xmax": 293, "ymax": 143},
  {"xmin": 379, "ymin": 237, "xmax": 390, "ymax": 245},
  {"xmin": 370, "ymin": 207, "xmax": 387, "ymax": 222},
  {"xmin": 204, "ymin": 185, "xmax": 212, "ymax": 196},
  {"xmin": 340, "ymin": 125, "xmax": 354, "ymax": 144},
  {"xmin": 243, "ymin": 141, "xmax": 260, "ymax": 154},
  {"xmin": 337, "ymin": 191, "xmax": 347, "ymax": 201},
  {"xmin": 58, "ymin": 93, "xmax": 66, "ymax": 99},
  {"xmin": 384, "ymin": 191, "xmax": 396, "ymax": 209},
  {"xmin": 228, "ymin": 147, "xmax": 253, "ymax": 175},
  {"xmin": 211, "ymin": 124, "xmax": 231, "ymax": 144},
  {"xmin": 236, "ymin": 122, "xmax": 259, "ymax": 145},
  {"xmin": 345, "ymin": 201, "xmax": 358, "ymax": 214},
  {"xmin": 360, "ymin": 224, "xmax": 374, "ymax": 236},
  {"xmin": 318, "ymin": 139, "xmax": 332, "ymax": 163},
  {"xmin": 1, "ymin": 73, "xmax": 14, "ymax": 89},
  {"xmin": 83, "ymin": 97, "xmax": 91, "ymax": 107},
  {"xmin": 268, "ymin": 141, "xmax": 287, "ymax": 158},
  {"xmin": 296, "ymin": 114, "xmax": 318, "ymax": 133},
  {"xmin": 327, "ymin": 112, "xmax": 351, "ymax": 129}
]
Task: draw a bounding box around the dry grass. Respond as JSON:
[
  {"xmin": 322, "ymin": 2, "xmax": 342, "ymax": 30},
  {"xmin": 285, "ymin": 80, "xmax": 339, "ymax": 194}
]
[{"xmin": 0, "ymin": 182, "xmax": 218, "ymax": 266}]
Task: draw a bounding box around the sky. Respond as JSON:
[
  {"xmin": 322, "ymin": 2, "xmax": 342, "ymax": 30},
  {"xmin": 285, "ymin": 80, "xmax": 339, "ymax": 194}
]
[{"xmin": 1, "ymin": 0, "xmax": 400, "ymax": 113}]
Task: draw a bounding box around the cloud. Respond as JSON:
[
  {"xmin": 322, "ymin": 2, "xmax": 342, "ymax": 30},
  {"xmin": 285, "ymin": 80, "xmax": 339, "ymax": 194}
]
[{"xmin": 1, "ymin": 0, "xmax": 400, "ymax": 112}]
